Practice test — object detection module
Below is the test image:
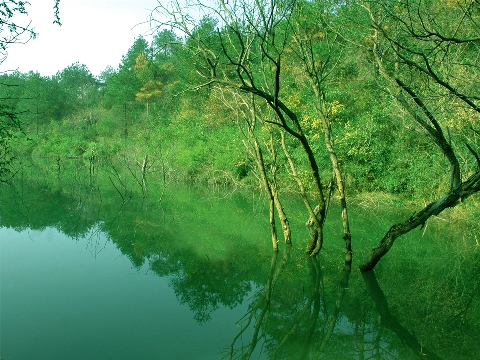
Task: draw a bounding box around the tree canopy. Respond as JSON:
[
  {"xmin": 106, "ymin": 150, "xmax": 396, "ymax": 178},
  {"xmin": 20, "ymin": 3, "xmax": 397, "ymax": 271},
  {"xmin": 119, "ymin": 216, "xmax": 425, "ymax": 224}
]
[
  {"xmin": 1, "ymin": 0, "xmax": 61, "ymax": 181},
  {"xmin": 1, "ymin": 0, "xmax": 479, "ymax": 268}
]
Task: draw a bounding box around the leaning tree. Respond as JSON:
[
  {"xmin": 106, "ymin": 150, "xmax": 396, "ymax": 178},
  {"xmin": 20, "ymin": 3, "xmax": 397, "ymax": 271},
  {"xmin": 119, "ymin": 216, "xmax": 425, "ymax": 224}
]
[{"xmin": 359, "ymin": 0, "xmax": 480, "ymax": 270}]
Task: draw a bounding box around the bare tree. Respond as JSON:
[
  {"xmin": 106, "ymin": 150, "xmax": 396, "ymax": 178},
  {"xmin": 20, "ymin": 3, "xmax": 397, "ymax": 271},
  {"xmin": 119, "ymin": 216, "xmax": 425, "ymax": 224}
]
[
  {"xmin": 360, "ymin": 0, "xmax": 480, "ymax": 270},
  {"xmin": 288, "ymin": 1, "xmax": 352, "ymax": 261},
  {"xmin": 214, "ymin": 88, "xmax": 292, "ymax": 250},
  {"xmin": 152, "ymin": 0, "xmax": 331, "ymax": 254},
  {"xmin": 0, "ymin": 0, "xmax": 61, "ymax": 64}
]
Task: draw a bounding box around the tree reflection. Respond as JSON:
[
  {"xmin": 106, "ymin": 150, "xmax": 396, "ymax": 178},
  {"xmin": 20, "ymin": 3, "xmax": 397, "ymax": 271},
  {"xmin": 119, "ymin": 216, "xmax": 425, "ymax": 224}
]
[
  {"xmin": 153, "ymin": 254, "xmax": 253, "ymax": 323},
  {"xmin": 227, "ymin": 249, "xmax": 290, "ymax": 359},
  {"xmin": 225, "ymin": 253, "xmax": 353, "ymax": 360},
  {"xmin": 2, "ymin": 160, "xmax": 479, "ymax": 360},
  {"xmin": 362, "ymin": 271, "xmax": 443, "ymax": 360}
]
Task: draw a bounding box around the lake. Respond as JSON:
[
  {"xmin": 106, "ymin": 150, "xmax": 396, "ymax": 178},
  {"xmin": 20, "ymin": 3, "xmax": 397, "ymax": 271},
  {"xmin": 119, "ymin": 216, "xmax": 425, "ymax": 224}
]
[{"xmin": 1, "ymin": 159, "xmax": 479, "ymax": 359}]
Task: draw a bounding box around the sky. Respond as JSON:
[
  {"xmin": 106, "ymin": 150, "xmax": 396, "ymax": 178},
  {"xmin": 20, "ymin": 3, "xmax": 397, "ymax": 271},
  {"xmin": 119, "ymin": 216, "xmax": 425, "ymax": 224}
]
[{"xmin": 0, "ymin": 0, "xmax": 161, "ymax": 77}]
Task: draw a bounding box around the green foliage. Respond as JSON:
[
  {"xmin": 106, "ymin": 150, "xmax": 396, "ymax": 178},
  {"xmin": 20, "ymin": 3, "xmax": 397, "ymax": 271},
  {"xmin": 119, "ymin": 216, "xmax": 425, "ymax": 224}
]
[
  {"xmin": 55, "ymin": 62, "xmax": 99, "ymax": 115},
  {"xmin": 2, "ymin": 0, "xmax": 479, "ymax": 211},
  {"xmin": 0, "ymin": 96, "xmax": 21, "ymax": 181},
  {"xmin": 2, "ymin": 161, "xmax": 478, "ymax": 359},
  {"xmin": 101, "ymin": 37, "xmax": 148, "ymax": 108}
]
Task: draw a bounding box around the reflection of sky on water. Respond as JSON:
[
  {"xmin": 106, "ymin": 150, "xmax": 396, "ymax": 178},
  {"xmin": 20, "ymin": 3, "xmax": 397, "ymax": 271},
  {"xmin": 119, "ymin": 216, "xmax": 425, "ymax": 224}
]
[{"xmin": 0, "ymin": 226, "xmax": 253, "ymax": 360}]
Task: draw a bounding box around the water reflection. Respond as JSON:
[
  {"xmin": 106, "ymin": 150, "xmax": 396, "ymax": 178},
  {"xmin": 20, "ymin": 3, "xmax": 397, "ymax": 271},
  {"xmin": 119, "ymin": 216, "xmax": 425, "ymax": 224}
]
[
  {"xmin": 0, "ymin": 227, "xmax": 248, "ymax": 360},
  {"xmin": 362, "ymin": 271, "xmax": 443, "ymax": 359},
  {"xmin": 226, "ymin": 251, "xmax": 435, "ymax": 360},
  {"xmin": 1, "ymin": 160, "xmax": 479, "ymax": 359},
  {"xmin": 228, "ymin": 249, "xmax": 291, "ymax": 359}
]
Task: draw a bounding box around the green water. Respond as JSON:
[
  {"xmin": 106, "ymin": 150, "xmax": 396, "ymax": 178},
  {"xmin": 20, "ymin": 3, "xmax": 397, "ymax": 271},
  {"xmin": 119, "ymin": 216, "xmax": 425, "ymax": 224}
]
[{"xmin": 1, "ymin": 160, "xmax": 479, "ymax": 359}]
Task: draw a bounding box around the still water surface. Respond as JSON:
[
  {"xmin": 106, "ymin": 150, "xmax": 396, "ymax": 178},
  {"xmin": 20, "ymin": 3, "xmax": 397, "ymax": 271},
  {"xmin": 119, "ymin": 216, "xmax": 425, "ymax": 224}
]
[
  {"xmin": 1, "ymin": 227, "xmax": 253, "ymax": 360},
  {"xmin": 1, "ymin": 161, "xmax": 479, "ymax": 359}
]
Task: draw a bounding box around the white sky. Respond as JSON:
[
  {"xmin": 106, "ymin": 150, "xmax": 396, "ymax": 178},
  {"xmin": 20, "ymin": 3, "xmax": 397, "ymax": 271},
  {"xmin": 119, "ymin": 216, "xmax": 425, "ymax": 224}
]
[{"xmin": 0, "ymin": 0, "xmax": 161, "ymax": 77}]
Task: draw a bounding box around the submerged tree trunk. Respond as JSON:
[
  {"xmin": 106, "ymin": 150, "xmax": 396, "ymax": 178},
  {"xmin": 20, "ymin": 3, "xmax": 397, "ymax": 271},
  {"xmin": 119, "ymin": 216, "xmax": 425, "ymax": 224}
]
[
  {"xmin": 360, "ymin": 16, "xmax": 480, "ymax": 270},
  {"xmin": 280, "ymin": 130, "xmax": 325, "ymax": 254},
  {"xmin": 243, "ymin": 95, "xmax": 292, "ymax": 248},
  {"xmin": 290, "ymin": 24, "xmax": 352, "ymax": 261},
  {"xmin": 266, "ymin": 129, "xmax": 292, "ymax": 245},
  {"xmin": 273, "ymin": 191, "xmax": 291, "ymax": 245},
  {"xmin": 322, "ymin": 114, "xmax": 352, "ymax": 261},
  {"xmin": 248, "ymin": 103, "xmax": 291, "ymax": 248},
  {"xmin": 268, "ymin": 193, "xmax": 279, "ymax": 252},
  {"xmin": 216, "ymin": 88, "xmax": 292, "ymax": 249},
  {"xmin": 254, "ymin": 135, "xmax": 279, "ymax": 251},
  {"xmin": 360, "ymin": 171, "xmax": 480, "ymax": 271}
]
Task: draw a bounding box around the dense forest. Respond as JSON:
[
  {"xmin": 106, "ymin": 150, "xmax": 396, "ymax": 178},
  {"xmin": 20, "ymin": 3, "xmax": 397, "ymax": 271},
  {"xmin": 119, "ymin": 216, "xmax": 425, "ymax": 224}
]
[{"xmin": 1, "ymin": 0, "xmax": 479, "ymax": 268}]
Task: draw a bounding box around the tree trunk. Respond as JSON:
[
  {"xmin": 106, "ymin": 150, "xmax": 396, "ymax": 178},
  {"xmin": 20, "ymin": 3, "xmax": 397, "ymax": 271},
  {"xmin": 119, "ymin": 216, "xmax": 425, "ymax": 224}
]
[
  {"xmin": 360, "ymin": 171, "xmax": 480, "ymax": 271},
  {"xmin": 280, "ymin": 131, "xmax": 324, "ymax": 254},
  {"xmin": 272, "ymin": 190, "xmax": 291, "ymax": 245},
  {"xmin": 266, "ymin": 127, "xmax": 292, "ymax": 245},
  {"xmin": 361, "ymin": 24, "xmax": 480, "ymax": 270},
  {"xmin": 141, "ymin": 154, "xmax": 148, "ymax": 197},
  {"xmin": 253, "ymin": 137, "xmax": 279, "ymax": 251},
  {"xmin": 268, "ymin": 195, "xmax": 279, "ymax": 252},
  {"xmin": 251, "ymin": 124, "xmax": 292, "ymax": 249},
  {"xmin": 307, "ymin": 74, "xmax": 352, "ymax": 260},
  {"xmin": 323, "ymin": 119, "xmax": 352, "ymax": 261}
]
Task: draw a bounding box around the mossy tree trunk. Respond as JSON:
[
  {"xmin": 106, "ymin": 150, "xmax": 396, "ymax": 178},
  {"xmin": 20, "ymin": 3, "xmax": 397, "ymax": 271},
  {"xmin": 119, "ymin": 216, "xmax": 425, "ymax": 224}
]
[
  {"xmin": 216, "ymin": 89, "xmax": 291, "ymax": 249},
  {"xmin": 360, "ymin": 172, "xmax": 480, "ymax": 270},
  {"xmin": 155, "ymin": 0, "xmax": 328, "ymax": 254},
  {"xmin": 360, "ymin": 1, "xmax": 480, "ymax": 270},
  {"xmin": 289, "ymin": 10, "xmax": 352, "ymax": 261}
]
